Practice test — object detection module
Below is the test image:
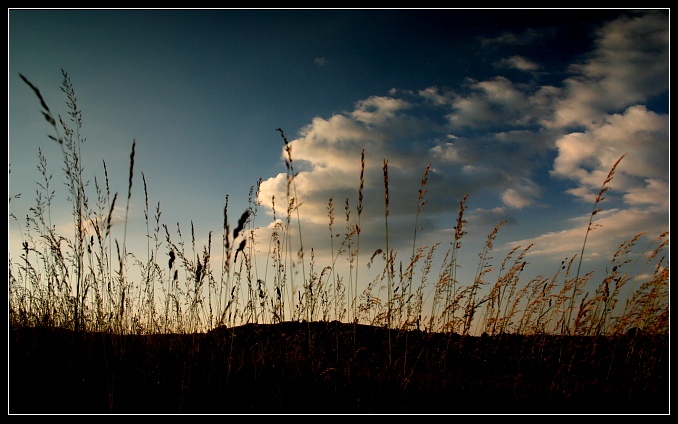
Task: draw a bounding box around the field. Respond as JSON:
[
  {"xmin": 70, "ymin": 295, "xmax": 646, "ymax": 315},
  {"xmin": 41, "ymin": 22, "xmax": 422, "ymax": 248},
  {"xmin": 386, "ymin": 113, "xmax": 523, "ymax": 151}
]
[
  {"xmin": 8, "ymin": 71, "xmax": 669, "ymax": 415},
  {"xmin": 8, "ymin": 322, "xmax": 668, "ymax": 414}
]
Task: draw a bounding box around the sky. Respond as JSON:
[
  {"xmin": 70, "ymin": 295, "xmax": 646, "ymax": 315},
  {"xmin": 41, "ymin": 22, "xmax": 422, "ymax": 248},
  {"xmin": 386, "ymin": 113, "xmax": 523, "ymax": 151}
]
[{"xmin": 8, "ymin": 9, "xmax": 669, "ymax": 327}]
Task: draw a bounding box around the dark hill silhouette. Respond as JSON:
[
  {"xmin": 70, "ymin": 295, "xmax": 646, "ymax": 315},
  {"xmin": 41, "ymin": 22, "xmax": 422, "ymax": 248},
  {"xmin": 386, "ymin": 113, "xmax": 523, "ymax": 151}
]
[{"xmin": 9, "ymin": 321, "xmax": 668, "ymax": 414}]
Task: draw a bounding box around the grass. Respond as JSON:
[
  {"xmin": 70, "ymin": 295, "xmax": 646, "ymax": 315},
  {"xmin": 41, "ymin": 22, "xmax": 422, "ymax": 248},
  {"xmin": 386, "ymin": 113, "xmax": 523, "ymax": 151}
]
[{"xmin": 8, "ymin": 70, "xmax": 669, "ymax": 414}]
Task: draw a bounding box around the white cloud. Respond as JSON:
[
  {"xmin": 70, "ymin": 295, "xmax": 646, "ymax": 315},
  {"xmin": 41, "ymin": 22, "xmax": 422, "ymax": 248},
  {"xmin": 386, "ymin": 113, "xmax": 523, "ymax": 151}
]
[
  {"xmin": 495, "ymin": 55, "xmax": 541, "ymax": 72},
  {"xmin": 256, "ymin": 11, "xmax": 668, "ymax": 274},
  {"xmin": 550, "ymin": 11, "xmax": 668, "ymax": 129},
  {"xmin": 257, "ymin": 87, "xmax": 554, "ymax": 263},
  {"xmin": 501, "ymin": 178, "xmax": 543, "ymax": 209},
  {"xmin": 551, "ymin": 105, "xmax": 668, "ymax": 203},
  {"xmin": 430, "ymin": 142, "xmax": 461, "ymax": 163},
  {"xmin": 624, "ymin": 178, "xmax": 669, "ymax": 211},
  {"xmin": 258, "ymin": 96, "xmax": 441, "ymax": 240},
  {"xmin": 418, "ymin": 86, "xmax": 452, "ymax": 106},
  {"xmin": 445, "ymin": 77, "xmax": 537, "ymax": 128},
  {"xmin": 507, "ymin": 208, "xmax": 666, "ymax": 264},
  {"xmin": 350, "ymin": 96, "xmax": 410, "ymax": 126}
]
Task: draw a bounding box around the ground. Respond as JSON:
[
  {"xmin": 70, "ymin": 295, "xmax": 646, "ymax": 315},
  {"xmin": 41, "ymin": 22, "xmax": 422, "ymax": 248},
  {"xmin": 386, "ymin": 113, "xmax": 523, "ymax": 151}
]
[{"xmin": 8, "ymin": 321, "xmax": 669, "ymax": 414}]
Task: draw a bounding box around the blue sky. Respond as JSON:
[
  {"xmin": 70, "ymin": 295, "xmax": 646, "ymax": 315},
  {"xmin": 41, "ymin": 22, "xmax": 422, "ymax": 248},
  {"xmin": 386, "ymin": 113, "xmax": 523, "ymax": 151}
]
[{"xmin": 8, "ymin": 9, "xmax": 669, "ymax": 326}]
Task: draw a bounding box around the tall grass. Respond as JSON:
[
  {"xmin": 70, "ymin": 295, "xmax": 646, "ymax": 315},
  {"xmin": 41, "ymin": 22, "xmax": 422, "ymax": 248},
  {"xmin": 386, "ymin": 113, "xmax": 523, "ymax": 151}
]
[
  {"xmin": 562, "ymin": 154, "xmax": 626, "ymax": 335},
  {"xmin": 9, "ymin": 71, "xmax": 669, "ymax": 338}
]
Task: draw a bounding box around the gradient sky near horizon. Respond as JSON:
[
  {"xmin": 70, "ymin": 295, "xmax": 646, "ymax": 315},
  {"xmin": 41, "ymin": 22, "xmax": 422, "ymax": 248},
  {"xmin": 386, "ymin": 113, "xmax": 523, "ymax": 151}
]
[{"xmin": 8, "ymin": 9, "xmax": 669, "ymax": 320}]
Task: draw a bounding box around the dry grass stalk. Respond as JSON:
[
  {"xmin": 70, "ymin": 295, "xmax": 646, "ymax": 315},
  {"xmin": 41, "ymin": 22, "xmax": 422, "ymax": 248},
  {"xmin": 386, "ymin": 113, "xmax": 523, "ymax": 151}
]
[{"xmin": 563, "ymin": 154, "xmax": 626, "ymax": 334}]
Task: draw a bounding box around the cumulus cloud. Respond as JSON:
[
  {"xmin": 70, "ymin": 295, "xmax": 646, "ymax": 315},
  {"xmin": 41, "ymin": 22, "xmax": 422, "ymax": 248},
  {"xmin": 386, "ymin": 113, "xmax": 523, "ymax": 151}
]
[
  {"xmin": 501, "ymin": 178, "xmax": 543, "ymax": 209},
  {"xmin": 551, "ymin": 105, "xmax": 669, "ymax": 204},
  {"xmin": 624, "ymin": 179, "xmax": 669, "ymax": 211},
  {"xmin": 256, "ymin": 11, "xmax": 667, "ymax": 273},
  {"xmin": 258, "ymin": 86, "xmax": 555, "ymax": 261},
  {"xmin": 444, "ymin": 77, "xmax": 539, "ymax": 128},
  {"xmin": 350, "ymin": 96, "xmax": 410, "ymax": 126},
  {"xmin": 418, "ymin": 86, "xmax": 451, "ymax": 106},
  {"xmin": 549, "ymin": 10, "xmax": 669, "ymax": 129}
]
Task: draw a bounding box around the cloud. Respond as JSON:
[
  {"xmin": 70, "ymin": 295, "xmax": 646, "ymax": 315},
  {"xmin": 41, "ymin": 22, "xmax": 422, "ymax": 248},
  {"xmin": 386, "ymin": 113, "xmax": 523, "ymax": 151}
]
[
  {"xmin": 495, "ymin": 55, "xmax": 541, "ymax": 72},
  {"xmin": 507, "ymin": 207, "xmax": 667, "ymax": 264},
  {"xmin": 350, "ymin": 96, "xmax": 410, "ymax": 126},
  {"xmin": 418, "ymin": 86, "xmax": 451, "ymax": 106},
  {"xmin": 444, "ymin": 77, "xmax": 539, "ymax": 128},
  {"xmin": 479, "ymin": 28, "xmax": 546, "ymax": 47},
  {"xmin": 501, "ymin": 178, "xmax": 543, "ymax": 209},
  {"xmin": 314, "ymin": 57, "xmax": 329, "ymax": 67},
  {"xmin": 624, "ymin": 179, "xmax": 668, "ymax": 211},
  {"xmin": 549, "ymin": 10, "xmax": 669, "ymax": 129},
  {"xmin": 551, "ymin": 105, "xmax": 669, "ymax": 204},
  {"xmin": 257, "ymin": 86, "xmax": 555, "ymax": 261},
  {"xmin": 256, "ymin": 11, "xmax": 668, "ymax": 270}
]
